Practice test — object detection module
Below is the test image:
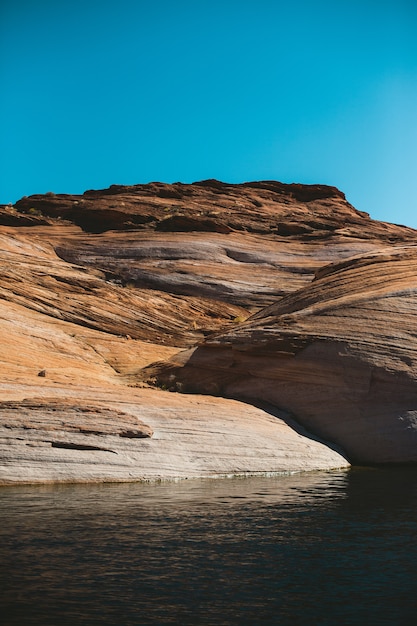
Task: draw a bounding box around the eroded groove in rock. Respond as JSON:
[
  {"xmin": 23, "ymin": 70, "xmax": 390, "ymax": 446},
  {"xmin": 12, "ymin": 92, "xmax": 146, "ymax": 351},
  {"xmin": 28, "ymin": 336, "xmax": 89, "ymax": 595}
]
[{"xmin": 50, "ymin": 441, "xmax": 117, "ymax": 453}]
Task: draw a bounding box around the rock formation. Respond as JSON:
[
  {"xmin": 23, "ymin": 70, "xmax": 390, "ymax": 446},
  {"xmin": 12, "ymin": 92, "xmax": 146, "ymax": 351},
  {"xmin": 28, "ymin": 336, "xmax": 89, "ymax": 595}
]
[
  {"xmin": 1, "ymin": 180, "xmax": 416, "ymax": 483},
  {"xmin": 146, "ymin": 246, "xmax": 417, "ymax": 464}
]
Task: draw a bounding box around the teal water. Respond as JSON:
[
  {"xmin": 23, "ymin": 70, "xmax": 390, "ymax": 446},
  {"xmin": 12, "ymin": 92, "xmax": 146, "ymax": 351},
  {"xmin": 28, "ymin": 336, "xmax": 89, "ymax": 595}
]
[{"xmin": 1, "ymin": 468, "xmax": 417, "ymax": 625}]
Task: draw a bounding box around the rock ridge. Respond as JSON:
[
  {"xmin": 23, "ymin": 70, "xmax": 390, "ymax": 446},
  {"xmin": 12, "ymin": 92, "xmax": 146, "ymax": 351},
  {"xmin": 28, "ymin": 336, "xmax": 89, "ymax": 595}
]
[{"xmin": 10, "ymin": 180, "xmax": 414, "ymax": 241}]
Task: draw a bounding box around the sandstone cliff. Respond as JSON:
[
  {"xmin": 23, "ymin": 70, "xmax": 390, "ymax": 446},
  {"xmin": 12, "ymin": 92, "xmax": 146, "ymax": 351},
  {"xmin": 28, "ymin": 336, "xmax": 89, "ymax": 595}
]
[
  {"xmin": 1, "ymin": 180, "xmax": 416, "ymax": 483},
  {"xmin": 147, "ymin": 247, "xmax": 417, "ymax": 464}
]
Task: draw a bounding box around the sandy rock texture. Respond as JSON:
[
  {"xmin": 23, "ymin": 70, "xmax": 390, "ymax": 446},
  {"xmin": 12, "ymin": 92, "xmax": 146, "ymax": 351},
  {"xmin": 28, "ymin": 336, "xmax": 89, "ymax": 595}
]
[
  {"xmin": 1, "ymin": 180, "xmax": 416, "ymax": 483},
  {"xmin": 149, "ymin": 247, "xmax": 417, "ymax": 464},
  {"xmin": 0, "ymin": 390, "xmax": 348, "ymax": 485}
]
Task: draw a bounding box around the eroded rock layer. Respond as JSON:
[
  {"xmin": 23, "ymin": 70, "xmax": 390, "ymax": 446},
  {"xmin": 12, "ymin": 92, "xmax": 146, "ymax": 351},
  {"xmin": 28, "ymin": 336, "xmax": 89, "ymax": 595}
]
[
  {"xmin": 1, "ymin": 180, "xmax": 417, "ymax": 482},
  {"xmin": 147, "ymin": 247, "xmax": 417, "ymax": 464}
]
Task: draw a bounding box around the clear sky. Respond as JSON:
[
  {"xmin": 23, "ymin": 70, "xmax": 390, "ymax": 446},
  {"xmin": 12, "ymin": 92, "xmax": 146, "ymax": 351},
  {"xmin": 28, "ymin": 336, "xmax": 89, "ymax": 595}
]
[{"xmin": 1, "ymin": 0, "xmax": 416, "ymax": 227}]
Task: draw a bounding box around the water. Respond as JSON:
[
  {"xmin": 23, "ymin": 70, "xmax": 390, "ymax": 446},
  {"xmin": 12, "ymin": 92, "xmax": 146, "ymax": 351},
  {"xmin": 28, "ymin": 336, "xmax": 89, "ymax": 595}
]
[{"xmin": 1, "ymin": 468, "xmax": 417, "ymax": 626}]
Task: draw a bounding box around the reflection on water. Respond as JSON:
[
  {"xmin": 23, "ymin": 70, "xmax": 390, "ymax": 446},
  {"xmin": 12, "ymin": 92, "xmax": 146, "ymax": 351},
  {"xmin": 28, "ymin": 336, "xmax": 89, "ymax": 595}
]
[{"xmin": 1, "ymin": 469, "xmax": 417, "ymax": 625}]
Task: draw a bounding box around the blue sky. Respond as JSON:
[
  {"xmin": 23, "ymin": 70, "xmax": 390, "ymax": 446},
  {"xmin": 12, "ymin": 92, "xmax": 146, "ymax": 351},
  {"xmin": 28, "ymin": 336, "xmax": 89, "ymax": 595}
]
[{"xmin": 1, "ymin": 0, "xmax": 416, "ymax": 227}]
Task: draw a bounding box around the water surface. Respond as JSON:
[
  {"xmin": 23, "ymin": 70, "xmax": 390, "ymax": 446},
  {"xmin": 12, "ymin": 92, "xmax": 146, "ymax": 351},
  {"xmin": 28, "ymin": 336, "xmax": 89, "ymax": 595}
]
[{"xmin": 1, "ymin": 468, "xmax": 417, "ymax": 625}]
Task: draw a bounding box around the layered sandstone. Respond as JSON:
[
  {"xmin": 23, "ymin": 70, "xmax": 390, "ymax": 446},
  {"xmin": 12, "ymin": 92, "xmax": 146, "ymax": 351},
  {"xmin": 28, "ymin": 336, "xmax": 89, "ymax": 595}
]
[
  {"xmin": 147, "ymin": 246, "xmax": 417, "ymax": 464},
  {"xmin": 1, "ymin": 180, "xmax": 416, "ymax": 483},
  {"xmin": 0, "ymin": 390, "xmax": 349, "ymax": 485}
]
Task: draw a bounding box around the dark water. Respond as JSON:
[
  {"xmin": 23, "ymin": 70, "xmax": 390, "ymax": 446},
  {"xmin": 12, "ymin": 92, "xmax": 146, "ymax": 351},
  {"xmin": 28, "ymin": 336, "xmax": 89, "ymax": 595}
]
[{"xmin": 1, "ymin": 469, "xmax": 417, "ymax": 626}]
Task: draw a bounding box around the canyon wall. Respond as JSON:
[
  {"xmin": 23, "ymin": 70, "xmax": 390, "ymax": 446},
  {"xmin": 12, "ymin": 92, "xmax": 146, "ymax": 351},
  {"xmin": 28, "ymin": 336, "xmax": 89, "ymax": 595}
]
[{"xmin": 1, "ymin": 180, "xmax": 416, "ymax": 483}]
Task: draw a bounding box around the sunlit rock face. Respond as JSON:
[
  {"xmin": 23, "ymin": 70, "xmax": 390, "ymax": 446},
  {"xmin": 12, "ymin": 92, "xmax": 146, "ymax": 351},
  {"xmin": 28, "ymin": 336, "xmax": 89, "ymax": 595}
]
[
  {"xmin": 7, "ymin": 179, "xmax": 416, "ymax": 319},
  {"xmin": 146, "ymin": 247, "xmax": 417, "ymax": 465},
  {"xmin": 1, "ymin": 180, "xmax": 417, "ymax": 482},
  {"xmin": 0, "ymin": 394, "xmax": 351, "ymax": 485}
]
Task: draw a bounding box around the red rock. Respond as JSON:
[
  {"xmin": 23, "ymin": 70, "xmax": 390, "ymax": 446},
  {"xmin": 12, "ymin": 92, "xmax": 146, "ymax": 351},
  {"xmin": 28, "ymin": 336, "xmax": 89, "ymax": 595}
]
[
  {"xmin": 1, "ymin": 180, "xmax": 417, "ymax": 482},
  {"xmin": 147, "ymin": 247, "xmax": 417, "ymax": 464}
]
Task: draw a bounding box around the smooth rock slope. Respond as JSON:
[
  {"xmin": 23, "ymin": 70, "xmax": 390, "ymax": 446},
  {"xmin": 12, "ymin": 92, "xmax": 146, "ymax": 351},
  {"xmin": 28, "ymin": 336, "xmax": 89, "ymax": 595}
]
[{"xmin": 147, "ymin": 246, "xmax": 417, "ymax": 464}]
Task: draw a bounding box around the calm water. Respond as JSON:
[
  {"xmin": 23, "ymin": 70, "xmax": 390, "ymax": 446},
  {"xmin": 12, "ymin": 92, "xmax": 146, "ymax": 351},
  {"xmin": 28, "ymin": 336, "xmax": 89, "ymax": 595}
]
[{"xmin": 1, "ymin": 468, "xmax": 417, "ymax": 625}]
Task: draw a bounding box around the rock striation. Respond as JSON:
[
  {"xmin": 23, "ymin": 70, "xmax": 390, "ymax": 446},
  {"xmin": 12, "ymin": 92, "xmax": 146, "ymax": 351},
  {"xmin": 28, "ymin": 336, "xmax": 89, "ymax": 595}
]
[
  {"xmin": 147, "ymin": 246, "xmax": 417, "ymax": 464},
  {"xmin": 1, "ymin": 180, "xmax": 417, "ymax": 483},
  {"xmin": 0, "ymin": 391, "xmax": 349, "ymax": 485}
]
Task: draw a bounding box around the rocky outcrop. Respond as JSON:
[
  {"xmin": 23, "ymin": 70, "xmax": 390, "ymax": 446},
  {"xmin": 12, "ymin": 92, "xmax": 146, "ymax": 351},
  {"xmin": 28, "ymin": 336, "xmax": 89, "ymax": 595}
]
[
  {"xmin": 12, "ymin": 180, "xmax": 414, "ymax": 242},
  {"xmin": 0, "ymin": 391, "xmax": 349, "ymax": 485},
  {"xmin": 1, "ymin": 180, "xmax": 417, "ymax": 483},
  {"xmin": 146, "ymin": 246, "xmax": 417, "ymax": 464},
  {"xmin": 0, "ymin": 204, "xmax": 51, "ymax": 226}
]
